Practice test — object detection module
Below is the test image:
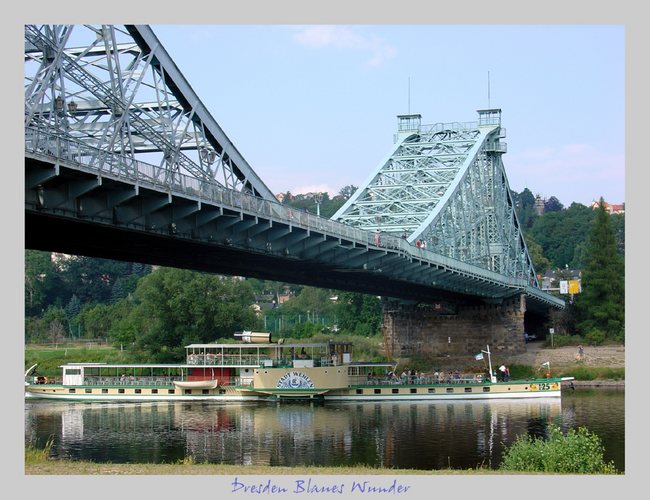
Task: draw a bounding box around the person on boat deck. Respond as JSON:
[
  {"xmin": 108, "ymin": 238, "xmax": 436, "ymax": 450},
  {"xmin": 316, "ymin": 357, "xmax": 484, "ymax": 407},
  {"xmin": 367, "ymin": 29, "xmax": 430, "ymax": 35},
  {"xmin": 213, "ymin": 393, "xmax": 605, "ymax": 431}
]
[{"xmin": 498, "ymin": 364, "xmax": 507, "ymax": 381}]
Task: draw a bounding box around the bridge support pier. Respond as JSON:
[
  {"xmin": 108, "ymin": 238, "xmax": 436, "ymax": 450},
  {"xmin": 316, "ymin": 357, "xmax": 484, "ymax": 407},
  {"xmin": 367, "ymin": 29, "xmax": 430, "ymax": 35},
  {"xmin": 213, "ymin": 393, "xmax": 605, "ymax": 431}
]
[{"xmin": 382, "ymin": 295, "xmax": 528, "ymax": 360}]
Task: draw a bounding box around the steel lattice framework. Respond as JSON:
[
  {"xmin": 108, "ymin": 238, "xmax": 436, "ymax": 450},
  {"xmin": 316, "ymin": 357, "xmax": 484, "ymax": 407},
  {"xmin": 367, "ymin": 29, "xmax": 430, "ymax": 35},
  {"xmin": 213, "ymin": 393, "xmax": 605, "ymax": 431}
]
[
  {"xmin": 333, "ymin": 111, "xmax": 538, "ymax": 286},
  {"xmin": 24, "ymin": 24, "xmax": 275, "ymax": 199},
  {"xmin": 24, "ymin": 24, "xmax": 562, "ymax": 310}
]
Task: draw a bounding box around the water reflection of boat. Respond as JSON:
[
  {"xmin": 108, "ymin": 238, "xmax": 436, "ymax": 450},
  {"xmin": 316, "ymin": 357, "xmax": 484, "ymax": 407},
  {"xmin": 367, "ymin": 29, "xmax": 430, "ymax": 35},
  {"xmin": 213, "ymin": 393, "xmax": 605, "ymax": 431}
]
[{"xmin": 25, "ymin": 336, "xmax": 572, "ymax": 402}]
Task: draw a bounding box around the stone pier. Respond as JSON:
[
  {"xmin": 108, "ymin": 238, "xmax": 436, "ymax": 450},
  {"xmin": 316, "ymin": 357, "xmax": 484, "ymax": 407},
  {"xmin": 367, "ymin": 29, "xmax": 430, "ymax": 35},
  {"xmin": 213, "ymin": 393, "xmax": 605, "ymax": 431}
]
[{"xmin": 382, "ymin": 294, "xmax": 528, "ymax": 360}]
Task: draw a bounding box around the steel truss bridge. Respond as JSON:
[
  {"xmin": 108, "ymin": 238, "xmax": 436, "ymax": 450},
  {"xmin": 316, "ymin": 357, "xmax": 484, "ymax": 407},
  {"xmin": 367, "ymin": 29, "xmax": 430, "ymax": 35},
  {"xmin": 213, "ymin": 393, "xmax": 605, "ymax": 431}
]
[{"xmin": 24, "ymin": 24, "xmax": 564, "ymax": 313}]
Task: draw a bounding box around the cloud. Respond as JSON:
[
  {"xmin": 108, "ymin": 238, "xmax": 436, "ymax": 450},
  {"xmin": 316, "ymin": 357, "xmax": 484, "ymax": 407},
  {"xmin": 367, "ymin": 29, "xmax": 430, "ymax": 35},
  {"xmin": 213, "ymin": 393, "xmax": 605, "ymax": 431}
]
[{"xmin": 291, "ymin": 26, "xmax": 397, "ymax": 67}]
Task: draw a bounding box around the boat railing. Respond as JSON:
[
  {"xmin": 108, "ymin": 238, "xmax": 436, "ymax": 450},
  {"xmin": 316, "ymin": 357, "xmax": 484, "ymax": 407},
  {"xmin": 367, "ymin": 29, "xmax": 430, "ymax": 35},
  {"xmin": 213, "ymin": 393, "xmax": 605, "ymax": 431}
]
[
  {"xmin": 82, "ymin": 376, "xmax": 181, "ymax": 386},
  {"xmin": 185, "ymin": 355, "xmax": 334, "ymax": 368},
  {"xmin": 352, "ymin": 374, "xmax": 487, "ymax": 386},
  {"xmin": 28, "ymin": 376, "xmax": 62, "ymax": 385}
]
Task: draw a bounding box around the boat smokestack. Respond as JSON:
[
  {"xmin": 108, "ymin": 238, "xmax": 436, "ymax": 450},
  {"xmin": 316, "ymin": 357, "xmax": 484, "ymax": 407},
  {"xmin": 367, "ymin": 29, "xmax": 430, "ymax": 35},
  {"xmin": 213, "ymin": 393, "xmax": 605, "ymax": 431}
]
[{"xmin": 234, "ymin": 331, "xmax": 272, "ymax": 343}]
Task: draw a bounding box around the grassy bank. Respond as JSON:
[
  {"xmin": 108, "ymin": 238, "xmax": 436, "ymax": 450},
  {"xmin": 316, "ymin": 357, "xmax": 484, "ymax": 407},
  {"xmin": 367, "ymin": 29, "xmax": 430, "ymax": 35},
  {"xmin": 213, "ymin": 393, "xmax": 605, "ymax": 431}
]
[
  {"xmin": 507, "ymin": 364, "xmax": 624, "ymax": 381},
  {"xmin": 25, "ymin": 445, "xmax": 494, "ymax": 475},
  {"xmin": 25, "ymin": 343, "xmax": 137, "ymax": 377}
]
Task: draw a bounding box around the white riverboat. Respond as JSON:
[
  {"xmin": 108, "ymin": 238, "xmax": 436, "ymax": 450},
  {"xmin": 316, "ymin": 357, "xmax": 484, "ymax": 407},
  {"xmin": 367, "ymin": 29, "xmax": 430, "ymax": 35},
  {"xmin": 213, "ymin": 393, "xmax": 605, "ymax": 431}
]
[{"xmin": 25, "ymin": 334, "xmax": 573, "ymax": 402}]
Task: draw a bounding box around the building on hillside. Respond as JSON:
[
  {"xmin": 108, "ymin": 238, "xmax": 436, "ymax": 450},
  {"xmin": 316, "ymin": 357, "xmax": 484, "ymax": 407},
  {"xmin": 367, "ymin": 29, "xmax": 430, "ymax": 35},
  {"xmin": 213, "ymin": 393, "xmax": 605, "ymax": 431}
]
[
  {"xmin": 590, "ymin": 200, "xmax": 625, "ymax": 214},
  {"xmin": 533, "ymin": 195, "xmax": 545, "ymax": 216},
  {"xmin": 540, "ymin": 268, "xmax": 582, "ymax": 292}
]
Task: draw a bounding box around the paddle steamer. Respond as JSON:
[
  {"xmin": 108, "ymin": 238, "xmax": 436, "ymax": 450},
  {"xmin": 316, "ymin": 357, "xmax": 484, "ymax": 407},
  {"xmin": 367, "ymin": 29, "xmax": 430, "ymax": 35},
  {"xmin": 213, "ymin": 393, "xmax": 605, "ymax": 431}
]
[{"xmin": 25, "ymin": 332, "xmax": 572, "ymax": 401}]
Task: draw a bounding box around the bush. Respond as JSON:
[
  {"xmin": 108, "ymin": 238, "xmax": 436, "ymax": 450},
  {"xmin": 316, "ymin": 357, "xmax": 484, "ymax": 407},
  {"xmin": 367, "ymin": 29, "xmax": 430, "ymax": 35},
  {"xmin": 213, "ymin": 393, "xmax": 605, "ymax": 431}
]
[
  {"xmin": 499, "ymin": 424, "xmax": 617, "ymax": 474},
  {"xmin": 584, "ymin": 329, "xmax": 606, "ymax": 346}
]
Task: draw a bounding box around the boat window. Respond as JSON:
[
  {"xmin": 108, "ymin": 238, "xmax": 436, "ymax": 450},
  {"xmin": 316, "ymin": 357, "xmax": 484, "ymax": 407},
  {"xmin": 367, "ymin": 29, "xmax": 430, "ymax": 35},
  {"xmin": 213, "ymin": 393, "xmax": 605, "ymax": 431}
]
[
  {"xmin": 85, "ymin": 388, "xmax": 92, "ymax": 393},
  {"xmin": 392, "ymin": 388, "xmax": 399, "ymax": 394},
  {"xmin": 135, "ymin": 389, "xmax": 142, "ymax": 394},
  {"xmin": 410, "ymin": 388, "xmax": 417, "ymax": 394},
  {"xmin": 219, "ymin": 389, "xmax": 226, "ymax": 394},
  {"xmin": 464, "ymin": 387, "xmax": 472, "ymax": 393},
  {"xmin": 428, "ymin": 388, "xmax": 435, "ymax": 394},
  {"xmin": 184, "ymin": 389, "xmax": 192, "ymax": 395},
  {"xmin": 446, "ymin": 388, "xmax": 454, "ymax": 393},
  {"xmin": 374, "ymin": 388, "xmax": 381, "ymax": 394},
  {"xmin": 68, "ymin": 388, "xmax": 76, "ymax": 393},
  {"xmin": 168, "ymin": 389, "xmax": 175, "ymax": 394},
  {"xmin": 202, "ymin": 389, "xmax": 209, "ymax": 395},
  {"xmin": 65, "ymin": 368, "xmax": 81, "ymax": 375},
  {"xmin": 151, "ymin": 389, "xmax": 158, "ymax": 394},
  {"xmin": 118, "ymin": 388, "xmax": 125, "ymax": 394},
  {"xmin": 483, "ymin": 387, "xmax": 491, "ymax": 392},
  {"xmin": 102, "ymin": 388, "xmax": 108, "ymax": 394},
  {"xmin": 356, "ymin": 389, "xmax": 363, "ymax": 395}
]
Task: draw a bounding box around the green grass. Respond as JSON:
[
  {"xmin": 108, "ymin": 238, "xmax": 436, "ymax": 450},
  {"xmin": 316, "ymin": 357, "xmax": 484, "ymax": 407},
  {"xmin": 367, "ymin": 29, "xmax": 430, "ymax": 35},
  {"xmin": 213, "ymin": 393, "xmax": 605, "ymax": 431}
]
[
  {"xmin": 558, "ymin": 366, "xmax": 624, "ymax": 381},
  {"xmin": 25, "ymin": 344, "xmax": 139, "ymax": 377},
  {"xmin": 25, "ymin": 436, "xmax": 55, "ymax": 465}
]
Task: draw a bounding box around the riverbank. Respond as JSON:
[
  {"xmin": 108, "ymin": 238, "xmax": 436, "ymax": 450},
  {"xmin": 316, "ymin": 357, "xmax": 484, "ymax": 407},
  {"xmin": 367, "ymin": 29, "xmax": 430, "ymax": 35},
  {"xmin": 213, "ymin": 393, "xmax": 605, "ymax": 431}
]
[
  {"xmin": 410, "ymin": 343, "xmax": 624, "ymax": 386},
  {"xmin": 512, "ymin": 343, "xmax": 625, "ymax": 387},
  {"xmin": 23, "ymin": 460, "xmax": 500, "ymax": 475},
  {"xmin": 507, "ymin": 342, "xmax": 625, "ymax": 369}
]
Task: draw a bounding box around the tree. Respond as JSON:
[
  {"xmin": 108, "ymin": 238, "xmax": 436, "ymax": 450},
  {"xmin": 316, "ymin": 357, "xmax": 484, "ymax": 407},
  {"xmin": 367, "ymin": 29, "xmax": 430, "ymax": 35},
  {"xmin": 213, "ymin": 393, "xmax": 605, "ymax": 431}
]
[
  {"xmin": 574, "ymin": 198, "xmax": 625, "ymax": 342},
  {"xmin": 523, "ymin": 235, "xmax": 550, "ymax": 276},
  {"xmin": 78, "ymin": 302, "xmax": 128, "ymax": 340},
  {"xmin": 339, "ymin": 185, "xmax": 358, "ymax": 200},
  {"xmin": 512, "ymin": 188, "xmax": 537, "ymax": 228},
  {"xmin": 529, "ymin": 203, "xmax": 594, "ymax": 269},
  {"xmin": 544, "ymin": 196, "xmax": 564, "ymax": 212},
  {"xmin": 110, "ymin": 277, "xmax": 127, "ymax": 303},
  {"xmin": 25, "ymin": 250, "xmax": 63, "ymax": 315},
  {"xmin": 42, "ymin": 306, "xmax": 69, "ymax": 343},
  {"xmin": 113, "ymin": 268, "xmax": 261, "ymax": 361},
  {"xmin": 65, "ymin": 294, "xmax": 81, "ymax": 320},
  {"xmin": 335, "ymin": 291, "xmax": 382, "ymax": 336}
]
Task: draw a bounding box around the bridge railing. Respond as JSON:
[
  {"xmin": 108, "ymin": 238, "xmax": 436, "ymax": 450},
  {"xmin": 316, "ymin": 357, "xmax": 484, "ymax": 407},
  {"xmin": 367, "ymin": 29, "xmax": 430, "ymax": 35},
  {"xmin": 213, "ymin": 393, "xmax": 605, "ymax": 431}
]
[
  {"xmin": 418, "ymin": 121, "xmax": 479, "ymax": 134},
  {"xmin": 25, "ymin": 126, "xmax": 541, "ymax": 295}
]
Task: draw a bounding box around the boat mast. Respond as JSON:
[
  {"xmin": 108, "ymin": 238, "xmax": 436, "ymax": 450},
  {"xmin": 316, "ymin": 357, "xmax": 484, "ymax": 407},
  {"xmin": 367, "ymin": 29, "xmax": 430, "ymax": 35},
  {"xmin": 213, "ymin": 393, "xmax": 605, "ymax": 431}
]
[{"xmin": 484, "ymin": 345, "xmax": 496, "ymax": 383}]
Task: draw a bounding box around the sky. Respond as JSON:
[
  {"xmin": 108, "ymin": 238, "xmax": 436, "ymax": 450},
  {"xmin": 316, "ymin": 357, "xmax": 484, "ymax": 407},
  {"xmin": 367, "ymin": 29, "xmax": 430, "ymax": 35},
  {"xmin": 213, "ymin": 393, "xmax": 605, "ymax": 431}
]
[{"xmin": 151, "ymin": 24, "xmax": 625, "ymax": 208}]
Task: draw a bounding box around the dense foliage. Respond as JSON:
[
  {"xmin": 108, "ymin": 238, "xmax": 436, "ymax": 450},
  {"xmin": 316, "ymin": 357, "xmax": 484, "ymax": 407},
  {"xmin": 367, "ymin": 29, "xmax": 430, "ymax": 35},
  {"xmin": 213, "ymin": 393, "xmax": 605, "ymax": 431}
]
[
  {"xmin": 109, "ymin": 268, "xmax": 261, "ymax": 361},
  {"xmin": 499, "ymin": 424, "xmax": 617, "ymax": 474},
  {"xmin": 573, "ymin": 199, "xmax": 625, "ymax": 343}
]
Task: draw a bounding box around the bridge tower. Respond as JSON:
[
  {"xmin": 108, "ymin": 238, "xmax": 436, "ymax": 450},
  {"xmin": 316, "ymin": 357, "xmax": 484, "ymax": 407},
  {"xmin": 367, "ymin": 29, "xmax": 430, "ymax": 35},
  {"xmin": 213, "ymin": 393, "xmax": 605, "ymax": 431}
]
[{"xmin": 333, "ymin": 110, "xmax": 540, "ymax": 358}]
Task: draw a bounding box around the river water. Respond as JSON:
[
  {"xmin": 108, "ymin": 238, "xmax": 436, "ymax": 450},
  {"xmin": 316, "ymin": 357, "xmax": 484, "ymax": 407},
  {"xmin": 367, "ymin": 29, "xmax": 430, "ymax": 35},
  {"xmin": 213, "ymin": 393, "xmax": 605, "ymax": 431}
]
[{"xmin": 24, "ymin": 387, "xmax": 624, "ymax": 472}]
